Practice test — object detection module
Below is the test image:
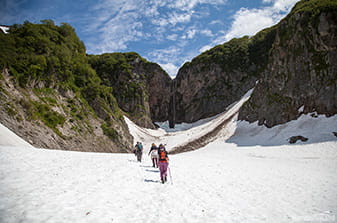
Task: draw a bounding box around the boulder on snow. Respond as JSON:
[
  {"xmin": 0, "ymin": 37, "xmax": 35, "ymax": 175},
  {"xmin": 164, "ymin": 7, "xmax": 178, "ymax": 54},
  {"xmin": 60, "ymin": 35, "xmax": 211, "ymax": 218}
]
[{"xmin": 289, "ymin": 136, "xmax": 308, "ymax": 144}]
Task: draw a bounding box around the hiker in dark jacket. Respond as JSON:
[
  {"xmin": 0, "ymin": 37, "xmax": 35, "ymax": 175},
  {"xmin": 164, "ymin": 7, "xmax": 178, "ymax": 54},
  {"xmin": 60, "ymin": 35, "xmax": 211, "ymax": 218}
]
[
  {"xmin": 134, "ymin": 142, "xmax": 143, "ymax": 162},
  {"xmin": 148, "ymin": 143, "xmax": 159, "ymax": 168},
  {"xmin": 158, "ymin": 144, "xmax": 169, "ymax": 183}
]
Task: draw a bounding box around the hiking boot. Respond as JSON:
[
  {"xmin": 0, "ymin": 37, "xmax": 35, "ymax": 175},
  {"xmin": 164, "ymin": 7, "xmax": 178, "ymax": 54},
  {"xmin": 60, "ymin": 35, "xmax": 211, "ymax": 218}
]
[{"xmin": 164, "ymin": 176, "xmax": 167, "ymax": 182}]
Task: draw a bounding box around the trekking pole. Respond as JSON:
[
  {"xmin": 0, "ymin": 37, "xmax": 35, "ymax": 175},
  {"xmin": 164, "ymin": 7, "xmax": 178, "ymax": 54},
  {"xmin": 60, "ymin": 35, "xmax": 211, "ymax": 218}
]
[{"xmin": 168, "ymin": 166, "xmax": 173, "ymax": 185}]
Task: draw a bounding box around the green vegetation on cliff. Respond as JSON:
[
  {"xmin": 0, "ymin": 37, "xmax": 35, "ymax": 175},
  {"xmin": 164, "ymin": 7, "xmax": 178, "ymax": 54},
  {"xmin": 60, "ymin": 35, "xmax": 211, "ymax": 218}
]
[
  {"xmin": 291, "ymin": 0, "xmax": 337, "ymax": 16},
  {"xmin": 179, "ymin": 0, "xmax": 337, "ymax": 79},
  {"xmin": 88, "ymin": 52, "xmax": 152, "ymax": 125},
  {"xmin": 183, "ymin": 24, "xmax": 276, "ymax": 77},
  {"xmin": 0, "ymin": 20, "xmax": 86, "ymax": 87},
  {"xmin": 238, "ymin": 0, "xmax": 337, "ymax": 127},
  {"xmin": 0, "ymin": 20, "xmax": 126, "ymax": 144}
]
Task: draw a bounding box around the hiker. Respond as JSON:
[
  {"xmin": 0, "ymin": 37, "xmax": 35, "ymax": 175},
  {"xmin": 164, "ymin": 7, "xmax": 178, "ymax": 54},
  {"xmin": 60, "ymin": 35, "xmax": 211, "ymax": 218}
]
[
  {"xmin": 158, "ymin": 144, "xmax": 169, "ymax": 183},
  {"xmin": 135, "ymin": 142, "xmax": 143, "ymax": 162},
  {"xmin": 148, "ymin": 143, "xmax": 159, "ymax": 168}
]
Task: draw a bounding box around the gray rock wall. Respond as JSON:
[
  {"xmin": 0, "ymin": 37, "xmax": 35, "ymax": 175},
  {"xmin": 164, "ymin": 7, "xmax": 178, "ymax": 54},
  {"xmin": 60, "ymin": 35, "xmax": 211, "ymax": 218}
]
[{"xmin": 239, "ymin": 10, "xmax": 337, "ymax": 127}]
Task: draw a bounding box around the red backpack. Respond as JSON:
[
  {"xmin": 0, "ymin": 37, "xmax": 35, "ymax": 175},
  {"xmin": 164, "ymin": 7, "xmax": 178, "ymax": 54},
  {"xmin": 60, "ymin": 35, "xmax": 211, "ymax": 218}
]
[{"xmin": 159, "ymin": 150, "xmax": 168, "ymax": 162}]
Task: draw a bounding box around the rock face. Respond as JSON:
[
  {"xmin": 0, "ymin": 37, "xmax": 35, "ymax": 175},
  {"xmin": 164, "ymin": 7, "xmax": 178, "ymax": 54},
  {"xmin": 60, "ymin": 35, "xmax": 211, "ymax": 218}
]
[
  {"xmin": 0, "ymin": 21, "xmax": 171, "ymax": 153},
  {"xmin": 289, "ymin": 135, "xmax": 308, "ymax": 144},
  {"xmin": 1, "ymin": 0, "xmax": 336, "ymax": 153},
  {"xmin": 169, "ymin": 0, "xmax": 337, "ymax": 128},
  {"xmin": 0, "ymin": 69, "xmax": 133, "ymax": 152},
  {"xmin": 170, "ymin": 26, "xmax": 276, "ymax": 126},
  {"xmin": 239, "ymin": 1, "xmax": 337, "ymax": 127},
  {"xmin": 89, "ymin": 53, "xmax": 172, "ymax": 129},
  {"xmin": 145, "ymin": 62, "xmax": 172, "ymax": 123},
  {"xmin": 0, "ymin": 21, "xmax": 133, "ymax": 153}
]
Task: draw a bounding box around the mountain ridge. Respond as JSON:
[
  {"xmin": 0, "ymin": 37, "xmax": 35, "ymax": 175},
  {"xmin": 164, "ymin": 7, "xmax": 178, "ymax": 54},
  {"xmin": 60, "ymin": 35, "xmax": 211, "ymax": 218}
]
[
  {"xmin": 169, "ymin": 0, "xmax": 337, "ymax": 128},
  {"xmin": 1, "ymin": 0, "xmax": 336, "ymax": 152}
]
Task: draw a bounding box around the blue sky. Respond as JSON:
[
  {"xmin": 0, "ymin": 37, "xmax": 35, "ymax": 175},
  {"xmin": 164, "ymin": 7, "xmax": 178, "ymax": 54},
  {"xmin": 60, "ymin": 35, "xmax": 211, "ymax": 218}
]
[{"xmin": 0, "ymin": 0, "xmax": 300, "ymax": 77}]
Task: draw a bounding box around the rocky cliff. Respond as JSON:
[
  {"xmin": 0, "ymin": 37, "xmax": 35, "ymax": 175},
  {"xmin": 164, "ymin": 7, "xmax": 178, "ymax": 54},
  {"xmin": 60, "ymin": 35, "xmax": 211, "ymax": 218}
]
[
  {"xmin": 89, "ymin": 53, "xmax": 172, "ymax": 129},
  {"xmin": 0, "ymin": 21, "xmax": 133, "ymax": 152},
  {"xmin": 170, "ymin": 23, "xmax": 276, "ymax": 126},
  {"xmin": 169, "ymin": 0, "xmax": 337, "ymax": 128},
  {"xmin": 1, "ymin": 0, "xmax": 336, "ymax": 153},
  {"xmin": 0, "ymin": 20, "xmax": 172, "ymax": 152},
  {"xmin": 239, "ymin": 0, "xmax": 337, "ymax": 127}
]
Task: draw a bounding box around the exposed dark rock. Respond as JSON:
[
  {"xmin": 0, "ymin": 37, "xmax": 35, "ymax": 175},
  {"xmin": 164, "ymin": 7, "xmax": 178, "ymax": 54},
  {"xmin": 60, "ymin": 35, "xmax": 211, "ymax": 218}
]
[
  {"xmin": 0, "ymin": 69, "xmax": 133, "ymax": 153},
  {"xmin": 170, "ymin": 113, "xmax": 236, "ymax": 154},
  {"xmin": 168, "ymin": 0, "xmax": 337, "ymax": 129},
  {"xmin": 1, "ymin": 0, "xmax": 337, "ymax": 154},
  {"xmin": 169, "ymin": 32, "xmax": 274, "ymax": 126},
  {"xmin": 238, "ymin": 1, "xmax": 337, "ymax": 127},
  {"xmin": 144, "ymin": 62, "xmax": 172, "ymax": 123},
  {"xmin": 289, "ymin": 135, "xmax": 309, "ymax": 144},
  {"xmin": 89, "ymin": 53, "xmax": 172, "ymax": 129}
]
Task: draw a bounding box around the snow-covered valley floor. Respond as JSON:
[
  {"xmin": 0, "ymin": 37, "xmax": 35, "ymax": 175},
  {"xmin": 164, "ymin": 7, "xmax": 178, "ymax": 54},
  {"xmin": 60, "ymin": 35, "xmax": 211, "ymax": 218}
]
[
  {"xmin": 1, "ymin": 91, "xmax": 337, "ymax": 222},
  {"xmin": 1, "ymin": 141, "xmax": 336, "ymax": 222}
]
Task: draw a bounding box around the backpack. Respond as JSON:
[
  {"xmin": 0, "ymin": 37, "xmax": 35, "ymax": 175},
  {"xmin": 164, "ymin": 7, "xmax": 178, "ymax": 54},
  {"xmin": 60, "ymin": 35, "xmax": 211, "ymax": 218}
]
[
  {"xmin": 137, "ymin": 143, "xmax": 143, "ymax": 151},
  {"xmin": 150, "ymin": 149, "xmax": 158, "ymax": 157},
  {"xmin": 159, "ymin": 150, "xmax": 167, "ymax": 161}
]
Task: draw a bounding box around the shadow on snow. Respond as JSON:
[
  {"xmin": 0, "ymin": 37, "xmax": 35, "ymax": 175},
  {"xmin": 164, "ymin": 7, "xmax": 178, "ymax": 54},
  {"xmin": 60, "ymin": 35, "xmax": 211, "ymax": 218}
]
[
  {"xmin": 145, "ymin": 169, "xmax": 159, "ymax": 173},
  {"xmin": 144, "ymin": 179, "xmax": 160, "ymax": 183}
]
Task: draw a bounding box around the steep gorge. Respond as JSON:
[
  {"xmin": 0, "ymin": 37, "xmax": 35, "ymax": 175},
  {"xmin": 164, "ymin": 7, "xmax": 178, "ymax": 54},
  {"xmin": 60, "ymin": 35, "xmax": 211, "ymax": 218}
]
[
  {"xmin": 0, "ymin": 21, "xmax": 134, "ymax": 152},
  {"xmin": 1, "ymin": 0, "xmax": 336, "ymax": 153},
  {"xmin": 169, "ymin": 0, "xmax": 337, "ymax": 128},
  {"xmin": 88, "ymin": 52, "xmax": 171, "ymax": 129},
  {"xmin": 239, "ymin": 0, "xmax": 337, "ymax": 126}
]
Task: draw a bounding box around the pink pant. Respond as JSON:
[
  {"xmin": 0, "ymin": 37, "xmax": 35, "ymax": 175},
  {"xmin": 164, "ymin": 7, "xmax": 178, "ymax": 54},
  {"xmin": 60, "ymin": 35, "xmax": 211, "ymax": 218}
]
[{"xmin": 158, "ymin": 162, "xmax": 169, "ymax": 180}]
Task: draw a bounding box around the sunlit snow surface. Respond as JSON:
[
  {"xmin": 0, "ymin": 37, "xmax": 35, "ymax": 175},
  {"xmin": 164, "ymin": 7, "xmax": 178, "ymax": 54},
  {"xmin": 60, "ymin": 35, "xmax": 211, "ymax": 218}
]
[{"xmin": 1, "ymin": 90, "xmax": 336, "ymax": 222}]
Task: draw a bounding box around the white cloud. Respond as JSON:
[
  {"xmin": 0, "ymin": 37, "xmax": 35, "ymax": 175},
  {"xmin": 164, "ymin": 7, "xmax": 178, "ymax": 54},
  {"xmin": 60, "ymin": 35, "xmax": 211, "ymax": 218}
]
[
  {"xmin": 205, "ymin": 0, "xmax": 300, "ymax": 47},
  {"xmin": 152, "ymin": 11, "xmax": 194, "ymax": 29},
  {"xmin": 148, "ymin": 47, "xmax": 181, "ymax": 63},
  {"xmin": 209, "ymin": 20, "xmax": 223, "ymax": 25},
  {"xmin": 167, "ymin": 12, "xmax": 193, "ymax": 25},
  {"xmin": 159, "ymin": 63, "xmax": 179, "ymax": 78},
  {"xmin": 152, "ymin": 18, "xmax": 169, "ymax": 27},
  {"xmin": 167, "ymin": 34, "xmax": 178, "ymax": 41},
  {"xmin": 168, "ymin": 0, "xmax": 227, "ymax": 11},
  {"xmin": 200, "ymin": 29, "xmax": 213, "ymax": 37},
  {"xmin": 85, "ymin": 0, "xmax": 230, "ymax": 54},
  {"xmin": 223, "ymin": 7, "xmax": 274, "ymax": 42},
  {"xmin": 182, "ymin": 29, "xmax": 197, "ymax": 39},
  {"xmin": 199, "ymin": 44, "xmax": 213, "ymax": 53},
  {"xmin": 273, "ymin": 0, "xmax": 300, "ymax": 11},
  {"xmin": 181, "ymin": 28, "xmax": 213, "ymax": 40},
  {"xmin": 187, "ymin": 29, "xmax": 197, "ymax": 39},
  {"xmin": 85, "ymin": 0, "xmax": 145, "ymax": 53},
  {"xmin": 147, "ymin": 46, "xmax": 190, "ymax": 77}
]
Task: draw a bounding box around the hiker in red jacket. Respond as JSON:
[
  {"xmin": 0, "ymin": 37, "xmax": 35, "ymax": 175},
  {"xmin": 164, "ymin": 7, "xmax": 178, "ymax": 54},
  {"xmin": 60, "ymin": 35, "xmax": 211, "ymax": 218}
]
[{"xmin": 158, "ymin": 144, "xmax": 169, "ymax": 184}]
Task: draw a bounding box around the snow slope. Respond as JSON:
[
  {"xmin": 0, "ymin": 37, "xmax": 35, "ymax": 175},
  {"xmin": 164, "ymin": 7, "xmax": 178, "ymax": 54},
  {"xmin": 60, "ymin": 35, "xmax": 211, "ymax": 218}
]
[
  {"xmin": 125, "ymin": 89, "xmax": 254, "ymax": 153},
  {"xmin": 228, "ymin": 113, "xmax": 337, "ymax": 146},
  {"xmin": 0, "ymin": 123, "xmax": 33, "ymax": 148},
  {"xmin": 1, "ymin": 90, "xmax": 337, "ymax": 222}
]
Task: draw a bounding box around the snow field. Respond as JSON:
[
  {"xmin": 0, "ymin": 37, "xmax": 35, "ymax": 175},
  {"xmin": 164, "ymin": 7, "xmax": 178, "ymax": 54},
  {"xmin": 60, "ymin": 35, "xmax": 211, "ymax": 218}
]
[
  {"xmin": 0, "ymin": 123, "xmax": 34, "ymax": 148},
  {"xmin": 1, "ymin": 140, "xmax": 336, "ymax": 222},
  {"xmin": 1, "ymin": 89, "xmax": 337, "ymax": 222}
]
